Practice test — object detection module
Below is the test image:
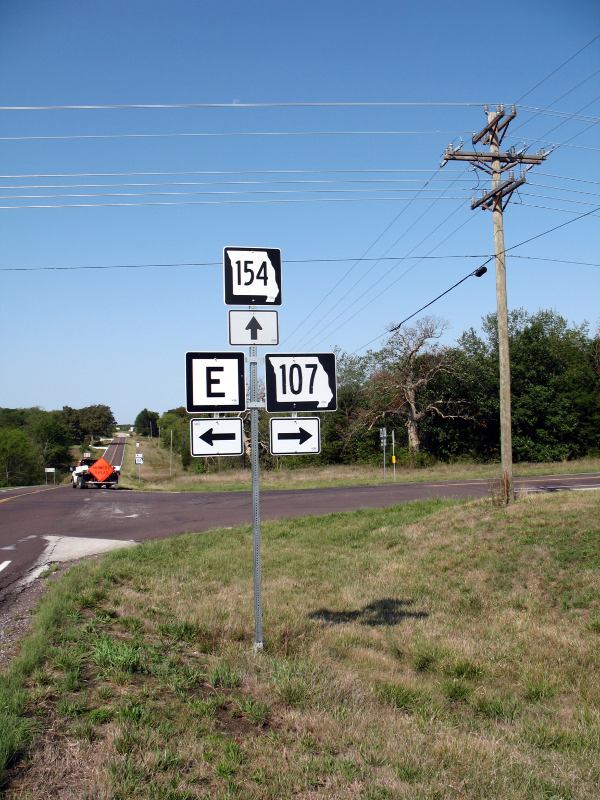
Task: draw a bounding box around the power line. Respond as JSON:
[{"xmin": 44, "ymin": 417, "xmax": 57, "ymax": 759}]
[
  {"xmin": 5, "ymin": 253, "xmax": 597, "ymax": 274},
  {"xmin": 0, "ymin": 254, "xmax": 492, "ymax": 273},
  {"xmin": 520, "ymin": 192, "xmax": 600, "ymax": 207},
  {"xmin": 285, "ymin": 168, "xmax": 448, "ymax": 343},
  {"xmin": 0, "ymin": 196, "xmax": 469, "ymax": 211},
  {"xmin": 527, "ymin": 93, "xmax": 600, "ymax": 150},
  {"xmin": 508, "ymin": 205, "xmax": 600, "ymax": 249},
  {"xmin": 0, "ymin": 167, "xmax": 466, "ymax": 180},
  {"xmin": 0, "ymin": 187, "xmax": 474, "ymax": 202},
  {"xmin": 514, "ymin": 200, "xmax": 600, "ymax": 217},
  {"xmin": 519, "ymin": 106, "xmax": 600, "ymax": 123},
  {"xmin": 534, "ymin": 172, "xmax": 600, "ymax": 186},
  {"xmin": 536, "ymin": 140, "xmax": 600, "ymax": 152},
  {"xmin": 291, "ymin": 170, "xmax": 470, "ymax": 346},
  {"xmin": 528, "ymin": 182, "xmax": 600, "ymax": 197},
  {"xmin": 510, "ymin": 255, "xmax": 600, "ymax": 267},
  {"xmin": 0, "ymin": 101, "xmax": 495, "ymax": 111},
  {"xmin": 512, "ymin": 69, "xmax": 600, "ymax": 137},
  {"xmin": 0, "ymin": 128, "xmax": 470, "ymax": 143},
  {"xmin": 299, "ymin": 207, "xmax": 473, "ymax": 349},
  {"xmin": 515, "ymin": 33, "xmax": 600, "ymax": 103},
  {"xmin": 0, "ymin": 177, "xmax": 480, "ymax": 191},
  {"xmin": 0, "ymin": 97, "xmax": 598, "ymax": 122},
  {"xmin": 7, "ymin": 180, "xmax": 599, "ymax": 203},
  {"xmin": 351, "ymin": 205, "xmax": 600, "ymax": 354},
  {"xmin": 352, "ymin": 262, "xmax": 493, "ymax": 353}
]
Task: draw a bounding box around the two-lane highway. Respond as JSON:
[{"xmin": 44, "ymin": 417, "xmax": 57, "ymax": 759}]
[
  {"xmin": 2, "ymin": 467, "xmax": 600, "ymax": 600},
  {"xmin": 102, "ymin": 436, "xmax": 126, "ymax": 469}
]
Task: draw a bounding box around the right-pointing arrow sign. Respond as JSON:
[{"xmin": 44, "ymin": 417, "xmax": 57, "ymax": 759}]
[
  {"xmin": 269, "ymin": 418, "xmax": 321, "ymax": 455},
  {"xmin": 278, "ymin": 427, "xmax": 312, "ymax": 445}
]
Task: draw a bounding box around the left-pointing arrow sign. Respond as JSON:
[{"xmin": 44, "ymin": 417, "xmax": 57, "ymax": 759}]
[
  {"xmin": 200, "ymin": 428, "xmax": 237, "ymax": 446},
  {"xmin": 190, "ymin": 418, "xmax": 244, "ymax": 457}
]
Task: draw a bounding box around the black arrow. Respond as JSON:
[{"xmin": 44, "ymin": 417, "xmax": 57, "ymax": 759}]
[
  {"xmin": 200, "ymin": 428, "xmax": 237, "ymax": 447},
  {"xmin": 278, "ymin": 427, "xmax": 312, "ymax": 445},
  {"xmin": 245, "ymin": 316, "xmax": 263, "ymax": 341}
]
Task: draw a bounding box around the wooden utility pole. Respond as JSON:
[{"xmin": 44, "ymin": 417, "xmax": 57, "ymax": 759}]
[{"xmin": 442, "ymin": 105, "xmax": 547, "ymax": 503}]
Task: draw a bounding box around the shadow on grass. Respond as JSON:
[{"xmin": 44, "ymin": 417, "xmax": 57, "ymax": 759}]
[{"xmin": 308, "ymin": 597, "xmax": 428, "ymax": 627}]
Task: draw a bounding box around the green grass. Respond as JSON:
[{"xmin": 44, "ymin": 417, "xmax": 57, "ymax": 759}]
[{"xmin": 1, "ymin": 491, "xmax": 600, "ymax": 798}]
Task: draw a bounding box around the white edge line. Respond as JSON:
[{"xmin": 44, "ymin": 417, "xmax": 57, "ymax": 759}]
[{"xmin": 0, "ymin": 560, "xmax": 11, "ymax": 573}]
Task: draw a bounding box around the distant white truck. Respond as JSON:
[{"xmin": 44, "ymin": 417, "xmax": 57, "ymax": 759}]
[{"xmin": 71, "ymin": 456, "xmax": 120, "ymax": 489}]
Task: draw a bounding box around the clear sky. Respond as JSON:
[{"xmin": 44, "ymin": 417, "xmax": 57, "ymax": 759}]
[{"xmin": 0, "ymin": 0, "xmax": 598, "ymax": 422}]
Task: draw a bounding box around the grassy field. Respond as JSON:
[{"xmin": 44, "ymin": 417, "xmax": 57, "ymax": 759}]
[
  {"xmin": 2, "ymin": 491, "xmax": 599, "ymax": 798},
  {"xmin": 118, "ymin": 435, "xmax": 600, "ymax": 492}
]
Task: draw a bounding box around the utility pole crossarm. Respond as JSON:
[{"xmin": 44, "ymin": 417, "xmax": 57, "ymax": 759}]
[
  {"xmin": 443, "ymin": 150, "xmax": 546, "ymax": 165},
  {"xmin": 472, "ymin": 107, "xmax": 506, "ymax": 144},
  {"xmin": 471, "ymin": 175, "xmax": 526, "ymax": 211}
]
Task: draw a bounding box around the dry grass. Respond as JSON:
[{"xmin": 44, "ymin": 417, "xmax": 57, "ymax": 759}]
[
  {"xmin": 3, "ymin": 491, "xmax": 600, "ymax": 798},
  {"xmin": 119, "ymin": 435, "xmax": 600, "ymax": 492}
]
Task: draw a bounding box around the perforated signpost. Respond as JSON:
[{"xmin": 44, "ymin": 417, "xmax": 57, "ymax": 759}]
[{"xmin": 185, "ymin": 246, "xmax": 336, "ymax": 652}]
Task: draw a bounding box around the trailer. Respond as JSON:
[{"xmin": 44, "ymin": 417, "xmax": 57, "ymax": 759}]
[{"xmin": 71, "ymin": 456, "xmax": 120, "ymax": 489}]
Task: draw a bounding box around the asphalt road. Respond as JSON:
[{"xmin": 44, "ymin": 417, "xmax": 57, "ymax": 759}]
[{"xmin": 2, "ymin": 470, "xmax": 600, "ymax": 599}]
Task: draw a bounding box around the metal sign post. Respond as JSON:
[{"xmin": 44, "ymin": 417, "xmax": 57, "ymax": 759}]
[
  {"xmin": 380, "ymin": 427, "xmax": 387, "ymax": 481},
  {"xmin": 184, "ymin": 244, "xmax": 338, "ymax": 653},
  {"xmin": 392, "ymin": 429, "xmax": 396, "ymax": 482},
  {"xmin": 248, "ymin": 321, "xmax": 263, "ymax": 651}
]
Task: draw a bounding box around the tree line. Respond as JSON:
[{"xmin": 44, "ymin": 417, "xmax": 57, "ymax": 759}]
[
  {"xmin": 139, "ymin": 309, "xmax": 599, "ymax": 472},
  {"xmin": 0, "ymin": 405, "xmax": 115, "ymax": 486}
]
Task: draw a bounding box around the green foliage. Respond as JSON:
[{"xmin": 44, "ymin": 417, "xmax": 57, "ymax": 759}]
[
  {"xmin": 335, "ymin": 309, "xmax": 600, "ymax": 465},
  {"xmin": 134, "ymin": 408, "xmax": 159, "ymax": 437},
  {"xmin": 0, "ymin": 427, "xmax": 41, "ymax": 486},
  {"xmin": 0, "ymin": 403, "xmax": 117, "ymax": 486}
]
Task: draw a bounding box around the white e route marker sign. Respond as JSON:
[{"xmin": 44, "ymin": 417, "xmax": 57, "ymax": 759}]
[
  {"xmin": 228, "ymin": 310, "xmax": 279, "ymax": 346},
  {"xmin": 265, "ymin": 353, "xmax": 337, "ymax": 412},
  {"xmin": 270, "ymin": 417, "xmax": 320, "ymax": 455},
  {"xmin": 223, "ymin": 247, "xmax": 282, "ymax": 305},
  {"xmin": 186, "ymin": 352, "xmax": 246, "ymax": 413},
  {"xmin": 190, "ymin": 418, "xmax": 244, "ymax": 457}
]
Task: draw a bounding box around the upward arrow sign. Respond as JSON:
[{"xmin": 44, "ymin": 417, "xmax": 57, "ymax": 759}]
[{"xmin": 245, "ymin": 316, "xmax": 263, "ymax": 341}]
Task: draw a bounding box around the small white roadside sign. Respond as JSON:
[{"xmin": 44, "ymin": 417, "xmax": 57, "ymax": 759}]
[
  {"xmin": 190, "ymin": 418, "xmax": 244, "ymax": 457},
  {"xmin": 186, "ymin": 351, "xmax": 246, "ymax": 413},
  {"xmin": 228, "ymin": 310, "xmax": 279, "ymax": 346},
  {"xmin": 135, "ymin": 454, "xmax": 144, "ymax": 465},
  {"xmin": 223, "ymin": 246, "xmax": 282, "ymax": 305},
  {"xmin": 265, "ymin": 353, "xmax": 337, "ymax": 412},
  {"xmin": 269, "ymin": 417, "xmax": 321, "ymax": 455}
]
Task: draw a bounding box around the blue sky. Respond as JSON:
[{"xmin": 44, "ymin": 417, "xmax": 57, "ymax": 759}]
[{"xmin": 0, "ymin": 0, "xmax": 598, "ymax": 422}]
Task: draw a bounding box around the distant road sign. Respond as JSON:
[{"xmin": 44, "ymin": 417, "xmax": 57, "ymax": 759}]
[
  {"xmin": 186, "ymin": 352, "xmax": 246, "ymax": 413},
  {"xmin": 44, "ymin": 467, "xmax": 56, "ymax": 473},
  {"xmin": 265, "ymin": 353, "xmax": 337, "ymax": 412},
  {"xmin": 190, "ymin": 418, "xmax": 244, "ymax": 457},
  {"xmin": 270, "ymin": 417, "xmax": 320, "ymax": 455},
  {"xmin": 223, "ymin": 247, "xmax": 282, "ymax": 305},
  {"xmin": 228, "ymin": 310, "xmax": 279, "ymax": 346},
  {"xmin": 135, "ymin": 454, "xmax": 144, "ymax": 465}
]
